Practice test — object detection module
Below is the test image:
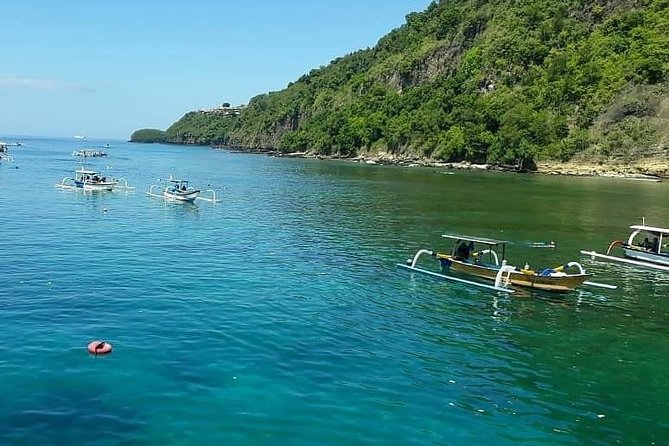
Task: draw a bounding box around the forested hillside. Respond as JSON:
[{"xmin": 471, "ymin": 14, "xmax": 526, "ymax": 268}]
[{"xmin": 132, "ymin": 0, "xmax": 669, "ymax": 170}]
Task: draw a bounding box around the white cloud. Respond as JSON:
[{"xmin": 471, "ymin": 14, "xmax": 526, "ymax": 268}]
[{"xmin": 0, "ymin": 74, "xmax": 92, "ymax": 92}]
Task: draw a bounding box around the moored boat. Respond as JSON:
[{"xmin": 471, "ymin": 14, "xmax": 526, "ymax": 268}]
[
  {"xmin": 162, "ymin": 178, "xmax": 200, "ymax": 202},
  {"xmin": 435, "ymin": 234, "xmax": 590, "ymax": 292},
  {"xmin": 72, "ymin": 168, "xmax": 117, "ymax": 191},
  {"xmin": 147, "ymin": 177, "xmax": 218, "ymax": 204},
  {"xmin": 399, "ymin": 234, "xmax": 613, "ymax": 293},
  {"xmin": 581, "ymin": 222, "xmax": 669, "ymax": 272},
  {"xmin": 0, "ymin": 142, "xmax": 13, "ymax": 162},
  {"xmin": 72, "ymin": 149, "xmax": 107, "ymax": 157},
  {"xmin": 55, "ymin": 167, "xmax": 132, "ymax": 192}
]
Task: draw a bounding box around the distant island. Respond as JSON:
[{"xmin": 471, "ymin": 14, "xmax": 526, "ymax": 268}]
[
  {"xmin": 132, "ymin": 0, "xmax": 668, "ymax": 176},
  {"xmin": 130, "ymin": 128, "xmax": 166, "ymax": 143}
]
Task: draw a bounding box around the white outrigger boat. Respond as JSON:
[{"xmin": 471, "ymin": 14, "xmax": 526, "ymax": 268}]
[
  {"xmin": 147, "ymin": 177, "xmax": 218, "ymax": 203},
  {"xmin": 581, "ymin": 222, "xmax": 669, "ymax": 272},
  {"xmin": 0, "ymin": 142, "xmax": 13, "ymax": 163},
  {"xmin": 72, "ymin": 149, "xmax": 107, "ymax": 158},
  {"xmin": 399, "ymin": 234, "xmax": 615, "ymax": 293},
  {"xmin": 56, "ymin": 167, "xmax": 133, "ymax": 192}
]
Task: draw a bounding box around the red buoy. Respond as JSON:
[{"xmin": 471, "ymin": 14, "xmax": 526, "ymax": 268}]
[{"xmin": 87, "ymin": 340, "xmax": 112, "ymax": 355}]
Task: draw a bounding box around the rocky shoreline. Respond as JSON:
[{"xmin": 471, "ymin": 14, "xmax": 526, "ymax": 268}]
[{"xmin": 222, "ymin": 146, "xmax": 666, "ymax": 181}]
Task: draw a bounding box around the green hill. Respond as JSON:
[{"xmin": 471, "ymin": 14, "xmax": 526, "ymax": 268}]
[{"xmin": 132, "ymin": 0, "xmax": 669, "ymax": 171}]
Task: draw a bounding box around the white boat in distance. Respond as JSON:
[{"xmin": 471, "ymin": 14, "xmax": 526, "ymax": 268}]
[
  {"xmin": 72, "ymin": 168, "xmax": 117, "ymax": 191},
  {"xmin": 72, "ymin": 149, "xmax": 107, "ymax": 157},
  {"xmin": 582, "ymin": 222, "xmax": 669, "ymax": 272},
  {"xmin": 55, "ymin": 167, "xmax": 133, "ymax": 192},
  {"xmin": 147, "ymin": 177, "xmax": 219, "ymax": 204},
  {"xmin": 163, "ymin": 178, "xmax": 200, "ymax": 202},
  {"xmin": 73, "ymin": 135, "xmax": 86, "ymax": 140},
  {"xmin": 0, "ymin": 142, "xmax": 14, "ymax": 162}
]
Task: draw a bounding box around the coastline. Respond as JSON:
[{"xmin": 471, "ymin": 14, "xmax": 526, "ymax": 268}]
[
  {"xmin": 210, "ymin": 144, "xmax": 668, "ymax": 181},
  {"xmin": 268, "ymin": 150, "xmax": 667, "ymax": 181}
]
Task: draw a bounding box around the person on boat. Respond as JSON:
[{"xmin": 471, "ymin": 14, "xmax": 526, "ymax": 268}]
[
  {"xmin": 651, "ymin": 237, "xmax": 659, "ymax": 253},
  {"xmin": 181, "ymin": 185, "xmax": 187, "ymax": 191},
  {"xmin": 455, "ymin": 241, "xmax": 473, "ymax": 260}
]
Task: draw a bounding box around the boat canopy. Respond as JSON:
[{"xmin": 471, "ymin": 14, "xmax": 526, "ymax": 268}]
[
  {"xmin": 76, "ymin": 168, "xmax": 99, "ymax": 175},
  {"xmin": 441, "ymin": 234, "xmax": 510, "ymax": 246},
  {"xmin": 629, "ymin": 225, "xmax": 669, "ymax": 236},
  {"xmin": 166, "ymin": 178, "xmax": 189, "ymax": 185}
]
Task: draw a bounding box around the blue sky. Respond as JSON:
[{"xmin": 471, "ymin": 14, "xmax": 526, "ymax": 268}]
[{"xmin": 0, "ymin": 0, "xmax": 432, "ymax": 139}]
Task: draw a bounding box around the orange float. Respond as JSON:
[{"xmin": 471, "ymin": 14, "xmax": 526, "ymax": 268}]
[{"xmin": 87, "ymin": 340, "xmax": 112, "ymax": 355}]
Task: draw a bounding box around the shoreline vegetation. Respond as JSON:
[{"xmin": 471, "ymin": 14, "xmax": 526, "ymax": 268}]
[
  {"xmin": 130, "ymin": 138, "xmax": 665, "ymax": 180},
  {"xmin": 214, "ymin": 144, "xmax": 666, "ymax": 180},
  {"xmin": 131, "ymin": 0, "xmax": 668, "ymax": 179}
]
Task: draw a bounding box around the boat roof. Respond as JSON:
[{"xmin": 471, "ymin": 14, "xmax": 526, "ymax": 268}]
[
  {"xmin": 76, "ymin": 168, "xmax": 98, "ymax": 174},
  {"xmin": 441, "ymin": 233, "xmax": 510, "ymax": 245},
  {"xmin": 166, "ymin": 178, "xmax": 188, "ymax": 183},
  {"xmin": 629, "ymin": 224, "xmax": 669, "ymax": 235}
]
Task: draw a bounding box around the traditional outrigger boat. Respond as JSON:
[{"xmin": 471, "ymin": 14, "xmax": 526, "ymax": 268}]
[
  {"xmin": 581, "ymin": 222, "xmax": 669, "ymax": 272},
  {"xmin": 399, "ymin": 234, "xmax": 615, "ymax": 293},
  {"xmin": 0, "ymin": 142, "xmax": 13, "ymax": 163},
  {"xmin": 56, "ymin": 167, "xmax": 133, "ymax": 192},
  {"xmin": 72, "ymin": 149, "xmax": 107, "ymax": 157},
  {"xmin": 147, "ymin": 177, "xmax": 218, "ymax": 203},
  {"xmin": 163, "ymin": 178, "xmax": 200, "ymax": 202}
]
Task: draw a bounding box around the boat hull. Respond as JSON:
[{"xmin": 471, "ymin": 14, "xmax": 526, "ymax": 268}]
[
  {"xmin": 163, "ymin": 190, "xmax": 199, "ymax": 203},
  {"xmin": 74, "ymin": 180, "xmax": 116, "ymax": 191},
  {"xmin": 622, "ymin": 247, "xmax": 669, "ymax": 266},
  {"xmin": 440, "ymin": 257, "xmax": 589, "ymax": 292}
]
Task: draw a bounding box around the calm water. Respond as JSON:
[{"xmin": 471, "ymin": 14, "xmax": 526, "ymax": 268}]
[{"xmin": 1, "ymin": 137, "xmax": 667, "ymax": 445}]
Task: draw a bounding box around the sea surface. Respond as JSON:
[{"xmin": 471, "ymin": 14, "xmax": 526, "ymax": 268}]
[{"xmin": 1, "ymin": 137, "xmax": 668, "ymax": 445}]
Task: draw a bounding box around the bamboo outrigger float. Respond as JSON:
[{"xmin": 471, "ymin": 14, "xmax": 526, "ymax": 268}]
[
  {"xmin": 400, "ymin": 234, "xmax": 615, "ymax": 293},
  {"xmin": 581, "ymin": 221, "xmax": 669, "ymax": 272},
  {"xmin": 398, "ymin": 248, "xmax": 517, "ymax": 293}
]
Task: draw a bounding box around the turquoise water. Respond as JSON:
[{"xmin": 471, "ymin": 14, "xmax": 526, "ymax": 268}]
[{"xmin": 1, "ymin": 138, "xmax": 668, "ymax": 445}]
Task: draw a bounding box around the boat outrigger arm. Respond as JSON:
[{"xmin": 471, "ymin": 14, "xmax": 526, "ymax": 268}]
[
  {"xmin": 581, "ymin": 249, "xmax": 669, "ymax": 272},
  {"xmin": 397, "ymin": 249, "xmax": 517, "ymax": 293}
]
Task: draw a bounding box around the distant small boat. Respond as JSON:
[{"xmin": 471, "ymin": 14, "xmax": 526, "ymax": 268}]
[
  {"xmin": 147, "ymin": 176, "xmax": 218, "ymax": 204},
  {"xmin": 55, "ymin": 167, "xmax": 133, "ymax": 192},
  {"xmin": 162, "ymin": 178, "xmax": 201, "ymax": 203},
  {"xmin": 73, "ymin": 167, "xmax": 117, "ymax": 191},
  {"xmin": 72, "ymin": 149, "xmax": 107, "ymax": 157},
  {"xmin": 73, "ymin": 135, "xmax": 86, "ymax": 140},
  {"xmin": 0, "ymin": 142, "xmax": 13, "ymax": 162},
  {"xmin": 581, "ymin": 221, "xmax": 669, "ymax": 272}
]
